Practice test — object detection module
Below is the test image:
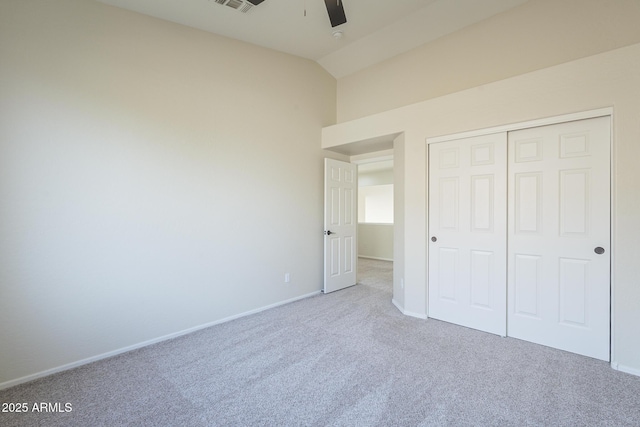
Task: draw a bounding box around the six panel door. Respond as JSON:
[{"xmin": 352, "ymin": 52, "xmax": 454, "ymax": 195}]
[
  {"xmin": 428, "ymin": 133, "xmax": 507, "ymax": 336},
  {"xmin": 507, "ymin": 117, "xmax": 611, "ymax": 361},
  {"xmin": 324, "ymin": 158, "xmax": 357, "ymax": 293}
]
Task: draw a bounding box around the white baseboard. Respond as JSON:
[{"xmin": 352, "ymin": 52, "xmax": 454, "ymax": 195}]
[
  {"xmin": 391, "ymin": 298, "xmax": 404, "ymax": 313},
  {"xmin": 358, "ymin": 256, "xmax": 393, "ymax": 262},
  {"xmin": 611, "ymin": 362, "xmax": 640, "ymax": 378},
  {"xmin": 0, "ymin": 290, "xmax": 321, "ymax": 391},
  {"xmin": 403, "ymin": 310, "xmax": 428, "ymax": 320},
  {"xmin": 391, "ymin": 298, "xmax": 428, "ymax": 319}
]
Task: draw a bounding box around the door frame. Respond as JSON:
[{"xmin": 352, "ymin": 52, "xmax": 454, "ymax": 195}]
[{"xmin": 425, "ymin": 107, "xmax": 615, "ymax": 362}]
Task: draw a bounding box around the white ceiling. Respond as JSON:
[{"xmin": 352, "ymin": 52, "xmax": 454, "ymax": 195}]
[{"xmin": 96, "ymin": 0, "xmax": 528, "ymax": 78}]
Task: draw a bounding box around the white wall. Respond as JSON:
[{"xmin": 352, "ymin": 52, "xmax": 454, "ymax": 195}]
[
  {"xmin": 358, "ymin": 185, "xmax": 393, "ymax": 223},
  {"xmin": 337, "ymin": 0, "xmax": 640, "ymax": 122},
  {"xmin": 0, "ymin": 0, "xmax": 337, "ymax": 387},
  {"xmin": 392, "ymin": 134, "xmax": 406, "ymax": 311},
  {"xmin": 323, "ymin": 43, "xmax": 640, "ymax": 375}
]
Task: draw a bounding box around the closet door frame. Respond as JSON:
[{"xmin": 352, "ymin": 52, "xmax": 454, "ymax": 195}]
[{"xmin": 425, "ymin": 107, "xmax": 615, "ymax": 362}]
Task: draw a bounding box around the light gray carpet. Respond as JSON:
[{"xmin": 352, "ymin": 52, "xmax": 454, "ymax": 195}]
[{"xmin": 2, "ymin": 258, "xmax": 640, "ymax": 426}]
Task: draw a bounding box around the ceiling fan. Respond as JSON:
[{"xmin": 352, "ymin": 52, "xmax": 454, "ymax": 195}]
[
  {"xmin": 323, "ymin": 0, "xmax": 347, "ymax": 27},
  {"xmin": 215, "ymin": 0, "xmax": 347, "ymax": 28}
]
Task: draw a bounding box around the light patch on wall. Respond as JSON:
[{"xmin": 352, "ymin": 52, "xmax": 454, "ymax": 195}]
[{"xmin": 358, "ymin": 184, "xmax": 394, "ymax": 223}]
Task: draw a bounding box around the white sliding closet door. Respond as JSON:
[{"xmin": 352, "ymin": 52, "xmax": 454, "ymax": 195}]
[
  {"xmin": 428, "ymin": 133, "xmax": 507, "ymax": 336},
  {"xmin": 507, "ymin": 116, "xmax": 611, "ymax": 361}
]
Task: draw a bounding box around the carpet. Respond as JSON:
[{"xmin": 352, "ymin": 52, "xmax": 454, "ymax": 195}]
[{"xmin": 1, "ymin": 258, "xmax": 639, "ymax": 426}]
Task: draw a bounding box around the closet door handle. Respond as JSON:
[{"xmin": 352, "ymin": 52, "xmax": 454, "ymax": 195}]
[
  {"xmin": 594, "ymin": 247, "xmax": 605, "ymax": 255},
  {"xmin": 431, "ymin": 236, "xmax": 437, "ymax": 242}
]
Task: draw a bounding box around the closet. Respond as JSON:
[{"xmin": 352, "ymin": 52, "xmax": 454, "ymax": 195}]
[{"xmin": 428, "ymin": 116, "xmax": 610, "ymax": 361}]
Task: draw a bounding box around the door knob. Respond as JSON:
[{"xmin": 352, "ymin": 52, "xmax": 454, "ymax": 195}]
[
  {"xmin": 325, "ymin": 230, "xmax": 335, "ymax": 235},
  {"xmin": 431, "ymin": 236, "xmax": 437, "ymax": 242},
  {"xmin": 594, "ymin": 247, "xmax": 605, "ymax": 255}
]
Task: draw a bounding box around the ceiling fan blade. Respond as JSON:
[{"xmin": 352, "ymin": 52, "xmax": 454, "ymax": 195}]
[{"xmin": 324, "ymin": 0, "xmax": 347, "ymax": 27}]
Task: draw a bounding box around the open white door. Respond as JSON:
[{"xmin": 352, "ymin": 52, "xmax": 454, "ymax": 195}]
[
  {"xmin": 428, "ymin": 133, "xmax": 507, "ymax": 336},
  {"xmin": 324, "ymin": 158, "xmax": 357, "ymax": 293}
]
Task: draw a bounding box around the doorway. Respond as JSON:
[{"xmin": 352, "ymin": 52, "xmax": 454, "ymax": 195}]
[
  {"xmin": 356, "ymin": 157, "xmax": 394, "ymax": 293},
  {"xmin": 357, "ymin": 159, "xmax": 394, "ymax": 262}
]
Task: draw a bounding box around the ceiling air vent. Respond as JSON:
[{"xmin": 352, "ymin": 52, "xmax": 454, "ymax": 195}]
[
  {"xmin": 212, "ymin": 0, "xmax": 260, "ymax": 13},
  {"xmin": 239, "ymin": 2, "xmax": 253, "ymax": 13},
  {"xmin": 226, "ymin": 0, "xmax": 243, "ymax": 9}
]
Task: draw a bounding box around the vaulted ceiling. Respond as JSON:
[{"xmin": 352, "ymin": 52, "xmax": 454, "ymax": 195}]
[{"xmin": 95, "ymin": 0, "xmax": 529, "ymax": 78}]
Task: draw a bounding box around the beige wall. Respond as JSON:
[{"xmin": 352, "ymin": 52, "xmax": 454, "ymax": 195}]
[
  {"xmin": 0, "ymin": 0, "xmax": 336, "ymax": 387},
  {"xmin": 324, "ymin": 43, "xmax": 640, "ymax": 375},
  {"xmin": 337, "ymin": 0, "xmax": 640, "ymax": 122},
  {"xmin": 358, "ymin": 224, "xmax": 393, "ymax": 261}
]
